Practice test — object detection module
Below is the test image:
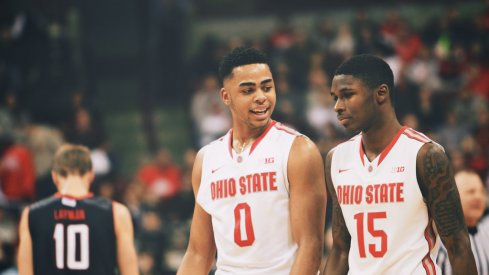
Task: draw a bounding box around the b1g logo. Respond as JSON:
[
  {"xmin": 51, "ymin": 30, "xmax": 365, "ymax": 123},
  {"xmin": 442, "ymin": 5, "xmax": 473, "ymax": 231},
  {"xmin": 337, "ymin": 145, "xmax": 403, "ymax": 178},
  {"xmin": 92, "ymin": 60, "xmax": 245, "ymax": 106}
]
[
  {"xmin": 391, "ymin": 166, "xmax": 405, "ymax": 173},
  {"xmin": 265, "ymin": 157, "xmax": 274, "ymax": 164}
]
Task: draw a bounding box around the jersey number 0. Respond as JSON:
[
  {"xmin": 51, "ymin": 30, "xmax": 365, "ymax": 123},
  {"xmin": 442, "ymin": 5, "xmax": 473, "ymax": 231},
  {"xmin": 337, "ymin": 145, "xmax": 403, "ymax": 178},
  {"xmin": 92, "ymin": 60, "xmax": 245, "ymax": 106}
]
[
  {"xmin": 53, "ymin": 224, "xmax": 90, "ymax": 270},
  {"xmin": 234, "ymin": 203, "xmax": 255, "ymax": 247}
]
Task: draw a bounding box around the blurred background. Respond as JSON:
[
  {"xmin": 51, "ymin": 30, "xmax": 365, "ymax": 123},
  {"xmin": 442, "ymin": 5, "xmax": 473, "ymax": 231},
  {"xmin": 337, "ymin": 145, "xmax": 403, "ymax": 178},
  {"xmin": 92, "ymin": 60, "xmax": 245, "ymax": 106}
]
[{"xmin": 1, "ymin": 0, "xmax": 488, "ymax": 274}]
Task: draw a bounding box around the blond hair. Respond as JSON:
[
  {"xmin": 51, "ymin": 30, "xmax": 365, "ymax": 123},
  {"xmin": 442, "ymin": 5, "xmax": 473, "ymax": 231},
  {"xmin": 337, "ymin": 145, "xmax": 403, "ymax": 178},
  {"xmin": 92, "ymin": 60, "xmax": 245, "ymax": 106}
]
[{"xmin": 52, "ymin": 144, "xmax": 92, "ymax": 177}]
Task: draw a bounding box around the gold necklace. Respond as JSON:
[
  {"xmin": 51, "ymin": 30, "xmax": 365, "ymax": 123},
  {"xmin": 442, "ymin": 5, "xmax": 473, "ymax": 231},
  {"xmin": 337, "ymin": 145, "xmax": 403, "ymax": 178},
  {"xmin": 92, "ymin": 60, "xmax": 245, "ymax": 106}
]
[{"xmin": 235, "ymin": 140, "xmax": 250, "ymax": 154}]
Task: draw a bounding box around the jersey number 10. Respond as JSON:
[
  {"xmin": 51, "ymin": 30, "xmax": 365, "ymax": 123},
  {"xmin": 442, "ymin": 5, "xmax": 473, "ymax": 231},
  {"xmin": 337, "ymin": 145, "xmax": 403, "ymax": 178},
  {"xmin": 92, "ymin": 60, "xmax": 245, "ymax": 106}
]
[{"xmin": 53, "ymin": 224, "xmax": 90, "ymax": 270}]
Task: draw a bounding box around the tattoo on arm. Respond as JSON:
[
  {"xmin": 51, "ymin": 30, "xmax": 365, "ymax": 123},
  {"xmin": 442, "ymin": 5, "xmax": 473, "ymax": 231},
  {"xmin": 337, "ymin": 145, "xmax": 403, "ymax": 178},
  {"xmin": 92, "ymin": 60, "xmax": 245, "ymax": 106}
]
[
  {"xmin": 418, "ymin": 144, "xmax": 465, "ymax": 237},
  {"xmin": 325, "ymin": 151, "xmax": 351, "ymax": 250}
]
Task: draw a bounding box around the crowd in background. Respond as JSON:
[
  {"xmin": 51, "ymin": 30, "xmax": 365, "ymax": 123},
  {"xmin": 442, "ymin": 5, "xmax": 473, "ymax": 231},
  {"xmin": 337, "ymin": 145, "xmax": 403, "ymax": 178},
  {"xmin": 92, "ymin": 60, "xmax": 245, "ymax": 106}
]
[{"xmin": 1, "ymin": 1, "xmax": 489, "ymax": 274}]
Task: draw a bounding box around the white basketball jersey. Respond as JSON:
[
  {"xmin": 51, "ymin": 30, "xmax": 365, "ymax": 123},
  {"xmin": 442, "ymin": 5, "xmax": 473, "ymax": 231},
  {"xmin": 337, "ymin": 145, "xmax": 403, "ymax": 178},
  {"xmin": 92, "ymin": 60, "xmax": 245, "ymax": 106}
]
[
  {"xmin": 331, "ymin": 127, "xmax": 442, "ymax": 275},
  {"xmin": 197, "ymin": 120, "xmax": 299, "ymax": 274}
]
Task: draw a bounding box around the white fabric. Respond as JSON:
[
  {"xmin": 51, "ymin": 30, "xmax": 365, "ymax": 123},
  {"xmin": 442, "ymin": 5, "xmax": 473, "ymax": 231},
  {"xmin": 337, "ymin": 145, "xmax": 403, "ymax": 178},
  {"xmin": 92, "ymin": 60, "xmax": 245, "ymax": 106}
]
[
  {"xmin": 331, "ymin": 127, "xmax": 442, "ymax": 275},
  {"xmin": 197, "ymin": 121, "xmax": 299, "ymax": 274}
]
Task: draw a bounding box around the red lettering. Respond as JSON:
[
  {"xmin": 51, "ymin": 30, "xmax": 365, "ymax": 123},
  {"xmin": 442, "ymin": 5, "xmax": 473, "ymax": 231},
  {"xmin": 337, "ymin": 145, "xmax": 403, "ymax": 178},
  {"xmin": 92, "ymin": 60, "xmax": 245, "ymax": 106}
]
[
  {"xmin": 337, "ymin": 186, "xmax": 343, "ymax": 204},
  {"xmin": 380, "ymin": 184, "xmax": 388, "ymax": 203},
  {"xmin": 211, "ymin": 182, "xmax": 216, "ymax": 200},
  {"xmin": 239, "ymin": 176, "xmax": 246, "ymax": 195},
  {"xmin": 252, "ymin": 174, "xmax": 261, "ymax": 192},
  {"xmin": 53, "ymin": 209, "xmax": 85, "ymax": 220},
  {"xmin": 261, "ymin": 172, "xmax": 269, "ymax": 191},
  {"xmin": 388, "ymin": 183, "xmax": 396, "ymax": 202},
  {"xmin": 246, "ymin": 175, "xmax": 253, "ymax": 193},
  {"xmin": 365, "ymin": 185, "xmax": 373, "ymax": 204},
  {"xmin": 354, "ymin": 186, "xmax": 363, "ymax": 204},
  {"xmin": 373, "ymin": 184, "xmax": 380, "ymax": 203},
  {"xmin": 396, "ymin": 182, "xmax": 404, "ymax": 202},
  {"xmin": 343, "ymin": 185, "xmax": 351, "ymax": 204},
  {"xmin": 229, "ymin": 178, "xmax": 236, "ymax": 197},
  {"xmin": 216, "ymin": 180, "xmax": 223, "ymax": 199},
  {"xmin": 269, "ymin": 172, "xmax": 277, "ymax": 191}
]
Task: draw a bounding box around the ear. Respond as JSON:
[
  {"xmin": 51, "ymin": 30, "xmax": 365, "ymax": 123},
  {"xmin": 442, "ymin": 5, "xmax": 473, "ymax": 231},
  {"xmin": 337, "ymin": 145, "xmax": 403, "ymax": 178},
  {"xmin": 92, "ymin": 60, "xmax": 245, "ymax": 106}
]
[
  {"xmin": 51, "ymin": 171, "xmax": 60, "ymax": 189},
  {"xmin": 221, "ymin": 88, "xmax": 230, "ymax": 106},
  {"xmin": 375, "ymin": 84, "xmax": 389, "ymax": 105}
]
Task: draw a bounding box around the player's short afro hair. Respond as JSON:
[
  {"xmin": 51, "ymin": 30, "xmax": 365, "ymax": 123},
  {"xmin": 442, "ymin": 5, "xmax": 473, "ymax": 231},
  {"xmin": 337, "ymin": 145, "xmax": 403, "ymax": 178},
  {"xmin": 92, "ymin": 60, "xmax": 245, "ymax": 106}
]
[
  {"xmin": 218, "ymin": 47, "xmax": 271, "ymax": 84},
  {"xmin": 335, "ymin": 54, "xmax": 394, "ymax": 98}
]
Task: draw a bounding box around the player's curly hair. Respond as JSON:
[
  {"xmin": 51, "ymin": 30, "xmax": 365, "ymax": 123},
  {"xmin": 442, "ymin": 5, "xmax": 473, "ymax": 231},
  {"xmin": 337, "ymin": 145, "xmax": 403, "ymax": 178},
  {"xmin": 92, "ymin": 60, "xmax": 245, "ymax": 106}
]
[
  {"xmin": 218, "ymin": 47, "xmax": 271, "ymax": 84},
  {"xmin": 52, "ymin": 144, "xmax": 92, "ymax": 177},
  {"xmin": 335, "ymin": 54, "xmax": 395, "ymax": 102}
]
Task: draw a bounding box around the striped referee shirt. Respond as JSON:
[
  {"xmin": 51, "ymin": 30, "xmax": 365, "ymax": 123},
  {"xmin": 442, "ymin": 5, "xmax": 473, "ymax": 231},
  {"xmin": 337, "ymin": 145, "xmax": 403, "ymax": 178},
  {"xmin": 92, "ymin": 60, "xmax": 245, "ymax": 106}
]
[{"xmin": 437, "ymin": 215, "xmax": 489, "ymax": 275}]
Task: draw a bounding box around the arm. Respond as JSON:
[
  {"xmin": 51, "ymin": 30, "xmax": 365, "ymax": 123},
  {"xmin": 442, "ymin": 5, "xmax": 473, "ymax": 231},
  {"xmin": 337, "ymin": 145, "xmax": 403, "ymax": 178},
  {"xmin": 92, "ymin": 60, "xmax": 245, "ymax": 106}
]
[
  {"xmin": 416, "ymin": 143, "xmax": 477, "ymax": 275},
  {"xmin": 288, "ymin": 136, "xmax": 327, "ymax": 275},
  {"xmin": 113, "ymin": 202, "xmax": 139, "ymax": 275},
  {"xmin": 322, "ymin": 149, "xmax": 350, "ymax": 275},
  {"xmin": 17, "ymin": 207, "xmax": 33, "ymax": 275},
  {"xmin": 177, "ymin": 148, "xmax": 216, "ymax": 275}
]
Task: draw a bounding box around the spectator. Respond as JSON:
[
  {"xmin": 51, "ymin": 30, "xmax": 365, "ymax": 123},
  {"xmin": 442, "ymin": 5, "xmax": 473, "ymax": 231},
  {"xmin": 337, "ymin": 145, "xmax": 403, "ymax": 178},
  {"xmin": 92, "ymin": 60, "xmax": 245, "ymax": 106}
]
[
  {"xmin": 136, "ymin": 148, "xmax": 182, "ymax": 200},
  {"xmin": 0, "ymin": 133, "xmax": 35, "ymax": 203},
  {"xmin": 437, "ymin": 170, "xmax": 489, "ymax": 275}
]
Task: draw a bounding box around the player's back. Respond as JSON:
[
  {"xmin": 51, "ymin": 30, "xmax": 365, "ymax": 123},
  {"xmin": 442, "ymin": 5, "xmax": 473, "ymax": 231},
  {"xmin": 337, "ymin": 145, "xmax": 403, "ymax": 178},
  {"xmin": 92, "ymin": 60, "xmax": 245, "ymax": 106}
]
[{"xmin": 28, "ymin": 193, "xmax": 117, "ymax": 275}]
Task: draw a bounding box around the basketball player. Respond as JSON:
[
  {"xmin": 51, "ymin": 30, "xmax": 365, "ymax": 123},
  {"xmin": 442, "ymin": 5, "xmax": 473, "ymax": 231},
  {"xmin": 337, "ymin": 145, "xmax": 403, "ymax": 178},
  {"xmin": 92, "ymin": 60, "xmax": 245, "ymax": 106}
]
[
  {"xmin": 177, "ymin": 47, "xmax": 327, "ymax": 274},
  {"xmin": 322, "ymin": 54, "xmax": 477, "ymax": 274},
  {"xmin": 17, "ymin": 144, "xmax": 139, "ymax": 275},
  {"xmin": 437, "ymin": 170, "xmax": 489, "ymax": 275}
]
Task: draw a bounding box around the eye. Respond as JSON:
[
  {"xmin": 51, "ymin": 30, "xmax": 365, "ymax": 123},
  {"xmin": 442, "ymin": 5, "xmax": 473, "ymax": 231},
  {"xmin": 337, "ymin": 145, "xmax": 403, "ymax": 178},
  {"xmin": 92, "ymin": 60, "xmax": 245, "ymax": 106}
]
[
  {"xmin": 263, "ymin": 86, "xmax": 273, "ymax": 92},
  {"xmin": 242, "ymin": 88, "xmax": 255, "ymax": 94},
  {"xmin": 342, "ymin": 92, "xmax": 353, "ymax": 99},
  {"xmin": 331, "ymin": 95, "xmax": 338, "ymax": 101}
]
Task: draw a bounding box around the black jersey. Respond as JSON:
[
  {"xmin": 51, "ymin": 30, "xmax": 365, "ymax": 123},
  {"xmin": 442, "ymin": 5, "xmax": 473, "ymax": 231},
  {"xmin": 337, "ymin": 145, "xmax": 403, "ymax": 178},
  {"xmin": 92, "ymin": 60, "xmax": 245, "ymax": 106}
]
[{"xmin": 28, "ymin": 193, "xmax": 117, "ymax": 275}]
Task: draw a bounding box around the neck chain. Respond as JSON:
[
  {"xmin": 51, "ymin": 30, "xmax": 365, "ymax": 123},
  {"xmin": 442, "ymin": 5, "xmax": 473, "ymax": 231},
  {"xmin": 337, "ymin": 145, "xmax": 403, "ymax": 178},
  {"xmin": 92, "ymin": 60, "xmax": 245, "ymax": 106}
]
[{"xmin": 235, "ymin": 139, "xmax": 251, "ymax": 154}]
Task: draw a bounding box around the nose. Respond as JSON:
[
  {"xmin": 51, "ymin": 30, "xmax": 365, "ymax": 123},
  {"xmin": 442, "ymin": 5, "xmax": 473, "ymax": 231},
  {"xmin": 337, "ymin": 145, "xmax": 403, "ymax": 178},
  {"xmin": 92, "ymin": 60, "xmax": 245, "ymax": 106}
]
[
  {"xmin": 334, "ymin": 98, "xmax": 344, "ymax": 113},
  {"xmin": 255, "ymin": 89, "xmax": 267, "ymax": 104}
]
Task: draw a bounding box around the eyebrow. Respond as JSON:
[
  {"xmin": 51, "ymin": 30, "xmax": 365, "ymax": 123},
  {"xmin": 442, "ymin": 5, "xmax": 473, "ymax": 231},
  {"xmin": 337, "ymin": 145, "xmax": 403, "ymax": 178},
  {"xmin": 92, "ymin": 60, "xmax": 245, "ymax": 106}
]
[{"xmin": 239, "ymin": 78, "xmax": 273, "ymax": 87}]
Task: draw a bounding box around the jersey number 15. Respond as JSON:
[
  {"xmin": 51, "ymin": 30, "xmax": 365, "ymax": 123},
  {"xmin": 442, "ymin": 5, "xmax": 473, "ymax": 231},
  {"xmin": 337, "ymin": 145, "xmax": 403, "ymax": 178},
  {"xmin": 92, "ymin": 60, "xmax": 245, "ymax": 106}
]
[{"xmin": 354, "ymin": 212, "xmax": 388, "ymax": 258}]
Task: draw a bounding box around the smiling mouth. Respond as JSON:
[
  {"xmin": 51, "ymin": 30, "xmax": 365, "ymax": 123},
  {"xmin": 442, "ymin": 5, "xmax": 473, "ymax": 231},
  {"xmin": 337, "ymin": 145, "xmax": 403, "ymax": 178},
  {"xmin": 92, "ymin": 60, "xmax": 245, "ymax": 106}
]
[{"xmin": 251, "ymin": 108, "xmax": 268, "ymax": 115}]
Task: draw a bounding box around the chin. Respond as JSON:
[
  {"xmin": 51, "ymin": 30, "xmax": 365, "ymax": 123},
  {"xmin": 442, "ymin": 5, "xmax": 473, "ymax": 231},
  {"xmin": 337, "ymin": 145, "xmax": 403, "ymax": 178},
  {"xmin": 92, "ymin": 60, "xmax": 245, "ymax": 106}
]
[{"xmin": 251, "ymin": 118, "xmax": 270, "ymax": 128}]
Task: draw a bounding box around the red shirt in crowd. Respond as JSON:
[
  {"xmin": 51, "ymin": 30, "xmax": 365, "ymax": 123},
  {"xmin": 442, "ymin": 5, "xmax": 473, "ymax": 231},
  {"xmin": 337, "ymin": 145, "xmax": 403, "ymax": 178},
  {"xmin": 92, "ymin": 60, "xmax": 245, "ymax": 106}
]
[
  {"xmin": 137, "ymin": 164, "xmax": 182, "ymax": 200},
  {"xmin": 0, "ymin": 144, "xmax": 36, "ymax": 201}
]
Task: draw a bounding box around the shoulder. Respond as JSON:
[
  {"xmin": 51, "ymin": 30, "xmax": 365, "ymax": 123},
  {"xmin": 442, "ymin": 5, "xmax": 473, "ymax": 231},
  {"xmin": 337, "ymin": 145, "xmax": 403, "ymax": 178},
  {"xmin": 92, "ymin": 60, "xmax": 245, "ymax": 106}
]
[
  {"xmin": 289, "ymin": 135, "xmax": 323, "ymax": 170},
  {"xmin": 112, "ymin": 201, "xmax": 131, "ymax": 219},
  {"xmin": 191, "ymin": 147, "xmax": 206, "ymax": 192},
  {"xmin": 273, "ymin": 121, "xmax": 300, "ymax": 136},
  {"xmin": 29, "ymin": 196, "xmax": 58, "ymax": 212},
  {"xmin": 479, "ymin": 214, "xmax": 489, "ymax": 230},
  {"xmin": 85, "ymin": 196, "xmax": 113, "ymax": 211},
  {"xmin": 416, "ymin": 142, "xmax": 447, "ymax": 164},
  {"xmin": 290, "ymin": 135, "xmax": 320, "ymax": 156}
]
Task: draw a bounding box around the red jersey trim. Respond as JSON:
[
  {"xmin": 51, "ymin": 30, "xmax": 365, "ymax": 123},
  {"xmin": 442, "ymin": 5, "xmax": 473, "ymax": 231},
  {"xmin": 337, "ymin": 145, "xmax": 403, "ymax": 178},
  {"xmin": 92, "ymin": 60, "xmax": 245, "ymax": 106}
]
[
  {"xmin": 359, "ymin": 140, "xmax": 365, "ymax": 166},
  {"xmin": 359, "ymin": 126, "xmax": 407, "ymax": 167},
  {"xmin": 55, "ymin": 192, "xmax": 94, "ymax": 200},
  {"xmin": 228, "ymin": 121, "xmax": 277, "ymax": 158},
  {"xmin": 422, "ymin": 218, "xmax": 437, "ymax": 275},
  {"xmin": 403, "ymin": 128, "xmax": 431, "ymax": 143},
  {"xmin": 249, "ymin": 120, "xmax": 277, "ymax": 155},
  {"xmin": 227, "ymin": 129, "xmax": 234, "ymax": 158},
  {"xmin": 273, "ymin": 122, "xmax": 298, "ymax": 136},
  {"xmin": 377, "ymin": 126, "xmax": 407, "ymax": 166}
]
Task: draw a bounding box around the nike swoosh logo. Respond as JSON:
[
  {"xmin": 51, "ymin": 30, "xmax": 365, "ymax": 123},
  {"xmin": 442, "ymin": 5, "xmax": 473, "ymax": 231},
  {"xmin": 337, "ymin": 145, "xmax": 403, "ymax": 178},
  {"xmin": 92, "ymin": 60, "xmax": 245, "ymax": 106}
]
[
  {"xmin": 212, "ymin": 166, "xmax": 224, "ymax": 174},
  {"xmin": 338, "ymin": 168, "xmax": 351, "ymax": 173}
]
